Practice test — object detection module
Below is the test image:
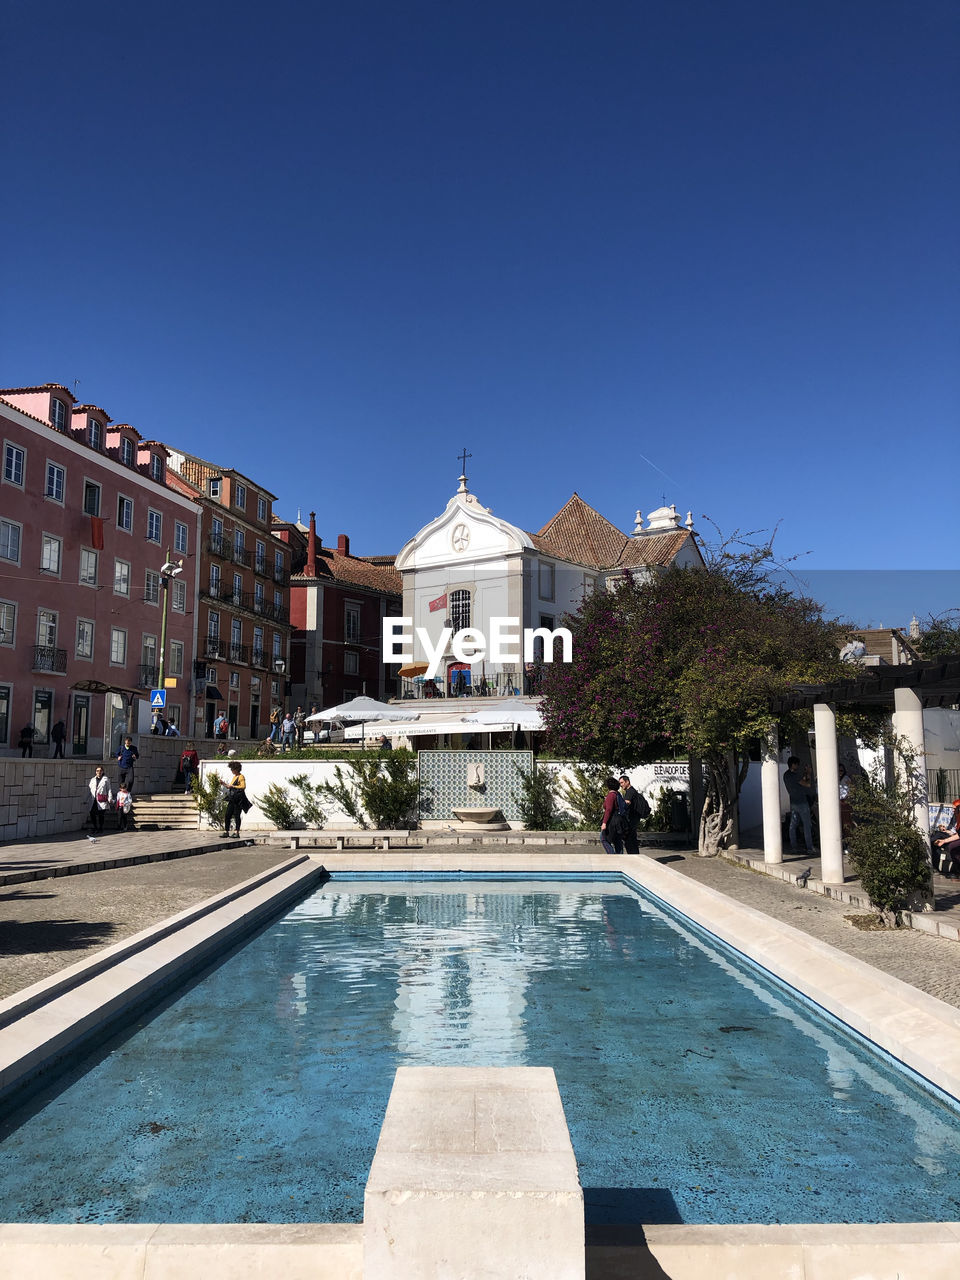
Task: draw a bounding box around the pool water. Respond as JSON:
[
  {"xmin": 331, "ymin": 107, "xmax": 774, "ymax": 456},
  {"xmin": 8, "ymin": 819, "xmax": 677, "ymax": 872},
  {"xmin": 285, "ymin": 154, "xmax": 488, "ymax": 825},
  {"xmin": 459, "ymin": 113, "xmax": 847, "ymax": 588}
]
[{"xmin": 1, "ymin": 878, "xmax": 959, "ymax": 1226}]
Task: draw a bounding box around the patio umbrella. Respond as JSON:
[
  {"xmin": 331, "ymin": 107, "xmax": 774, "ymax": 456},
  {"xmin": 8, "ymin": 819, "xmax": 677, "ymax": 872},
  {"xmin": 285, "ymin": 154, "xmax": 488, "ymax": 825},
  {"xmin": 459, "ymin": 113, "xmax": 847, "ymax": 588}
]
[
  {"xmin": 463, "ymin": 701, "xmax": 544, "ymax": 730},
  {"xmin": 306, "ymin": 695, "xmax": 419, "ymax": 746},
  {"xmin": 398, "ymin": 662, "xmax": 430, "ymax": 678}
]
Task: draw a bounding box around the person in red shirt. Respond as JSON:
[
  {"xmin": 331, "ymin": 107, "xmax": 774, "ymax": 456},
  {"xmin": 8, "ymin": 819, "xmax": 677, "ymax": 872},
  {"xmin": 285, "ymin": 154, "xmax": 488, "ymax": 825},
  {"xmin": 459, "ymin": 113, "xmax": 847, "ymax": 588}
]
[{"xmin": 179, "ymin": 742, "xmax": 200, "ymax": 793}]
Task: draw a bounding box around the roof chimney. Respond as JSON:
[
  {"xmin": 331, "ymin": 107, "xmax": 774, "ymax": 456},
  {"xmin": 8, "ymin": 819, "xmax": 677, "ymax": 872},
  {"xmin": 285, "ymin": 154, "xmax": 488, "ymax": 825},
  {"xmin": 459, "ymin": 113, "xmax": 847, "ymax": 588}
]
[
  {"xmin": 306, "ymin": 512, "xmax": 318, "ymax": 577},
  {"xmin": 336, "ymin": 533, "xmax": 350, "ymax": 557}
]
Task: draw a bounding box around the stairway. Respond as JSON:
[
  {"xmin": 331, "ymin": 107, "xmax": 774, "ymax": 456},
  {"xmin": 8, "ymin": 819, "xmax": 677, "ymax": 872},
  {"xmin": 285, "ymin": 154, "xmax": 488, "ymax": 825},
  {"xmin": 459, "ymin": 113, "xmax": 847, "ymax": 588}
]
[{"xmin": 130, "ymin": 791, "xmax": 199, "ymax": 831}]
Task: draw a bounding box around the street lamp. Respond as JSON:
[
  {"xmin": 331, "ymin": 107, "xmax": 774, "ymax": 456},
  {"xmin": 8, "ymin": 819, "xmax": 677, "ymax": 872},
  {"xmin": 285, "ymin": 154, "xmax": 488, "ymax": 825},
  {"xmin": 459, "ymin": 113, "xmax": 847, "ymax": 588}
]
[{"xmin": 157, "ymin": 550, "xmax": 184, "ymax": 699}]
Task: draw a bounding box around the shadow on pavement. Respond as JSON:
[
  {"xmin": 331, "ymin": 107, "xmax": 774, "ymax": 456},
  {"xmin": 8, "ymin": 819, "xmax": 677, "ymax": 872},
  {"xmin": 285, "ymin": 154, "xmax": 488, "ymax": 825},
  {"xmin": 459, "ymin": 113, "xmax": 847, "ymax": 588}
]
[{"xmin": 0, "ymin": 918, "xmax": 117, "ymax": 956}]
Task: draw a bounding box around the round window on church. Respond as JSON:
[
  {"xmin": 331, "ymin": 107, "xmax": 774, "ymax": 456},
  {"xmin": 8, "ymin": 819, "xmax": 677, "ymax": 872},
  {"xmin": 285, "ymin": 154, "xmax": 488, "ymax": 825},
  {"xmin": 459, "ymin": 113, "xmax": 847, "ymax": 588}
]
[{"xmin": 451, "ymin": 523, "xmax": 470, "ymax": 553}]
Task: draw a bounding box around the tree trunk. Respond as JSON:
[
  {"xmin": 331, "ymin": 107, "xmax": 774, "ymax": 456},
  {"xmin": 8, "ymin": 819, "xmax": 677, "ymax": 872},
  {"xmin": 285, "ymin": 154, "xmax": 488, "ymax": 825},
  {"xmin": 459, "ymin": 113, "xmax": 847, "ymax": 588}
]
[{"xmin": 697, "ymin": 753, "xmax": 738, "ymax": 856}]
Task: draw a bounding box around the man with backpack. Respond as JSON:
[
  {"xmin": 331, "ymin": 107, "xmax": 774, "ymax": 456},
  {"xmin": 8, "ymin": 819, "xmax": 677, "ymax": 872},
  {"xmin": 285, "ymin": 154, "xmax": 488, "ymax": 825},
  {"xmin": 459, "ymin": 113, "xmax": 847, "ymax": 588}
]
[{"xmin": 619, "ymin": 775, "xmax": 650, "ymax": 856}]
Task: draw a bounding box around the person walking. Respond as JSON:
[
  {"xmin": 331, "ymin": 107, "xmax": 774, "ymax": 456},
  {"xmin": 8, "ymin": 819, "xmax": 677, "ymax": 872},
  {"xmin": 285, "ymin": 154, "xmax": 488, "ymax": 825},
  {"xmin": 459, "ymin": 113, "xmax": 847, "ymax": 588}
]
[
  {"xmin": 600, "ymin": 776, "xmax": 625, "ymax": 855},
  {"xmin": 50, "ymin": 719, "xmax": 67, "ymax": 759},
  {"xmin": 294, "ymin": 705, "xmax": 305, "ymax": 749},
  {"xmin": 18, "ymin": 724, "xmax": 35, "ymax": 758},
  {"xmin": 268, "ymin": 703, "xmax": 282, "ymax": 742},
  {"xmin": 179, "ymin": 742, "xmax": 199, "ymax": 793},
  {"xmin": 88, "ymin": 766, "xmax": 113, "ymax": 833},
  {"xmin": 223, "ymin": 760, "xmax": 250, "ymax": 837},
  {"xmin": 116, "ymin": 736, "xmax": 139, "ymax": 794}
]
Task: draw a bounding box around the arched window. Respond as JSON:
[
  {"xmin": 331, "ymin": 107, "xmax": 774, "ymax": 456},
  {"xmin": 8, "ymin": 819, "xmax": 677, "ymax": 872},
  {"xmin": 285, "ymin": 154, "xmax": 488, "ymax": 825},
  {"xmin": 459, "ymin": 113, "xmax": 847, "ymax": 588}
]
[{"xmin": 450, "ymin": 589, "xmax": 471, "ymax": 631}]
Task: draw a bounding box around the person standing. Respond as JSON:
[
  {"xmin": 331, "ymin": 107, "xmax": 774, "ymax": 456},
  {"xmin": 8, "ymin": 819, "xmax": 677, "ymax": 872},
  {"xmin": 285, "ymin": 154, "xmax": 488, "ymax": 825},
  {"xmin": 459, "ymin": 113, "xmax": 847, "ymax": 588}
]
[
  {"xmin": 115, "ymin": 783, "xmax": 133, "ymax": 832},
  {"xmin": 619, "ymin": 774, "xmax": 650, "ymax": 856},
  {"xmin": 117, "ymin": 736, "xmax": 139, "ymax": 795},
  {"xmin": 783, "ymin": 756, "xmax": 816, "ymax": 853},
  {"xmin": 179, "ymin": 742, "xmax": 199, "ymax": 793},
  {"xmin": 88, "ymin": 766, "xmax": 113, "ymax": 833},
  {"xmin": 294, "ymin": 705, "xmax": 305, "ymax": 749},
  {"xmin": 600, "ymin": 776, "xmax": 625, "ymax": 855},
  {"xmin": 50, "ymin": 719, "xmax": 67, "ymax": 759},
  {"xmin": 18, "ymin": 724, "xmax": 35, "ymax": 758},
  {"xmin": 223, "ymin": 760, "xmax": 249, "ymax": 837},
  {"xmin": 280, "ymin": 710, "xmax": 295, "ymax": 751},
  {"xmin": 214, "ymin": 710, "xmax": 228, "ymax": 740}
]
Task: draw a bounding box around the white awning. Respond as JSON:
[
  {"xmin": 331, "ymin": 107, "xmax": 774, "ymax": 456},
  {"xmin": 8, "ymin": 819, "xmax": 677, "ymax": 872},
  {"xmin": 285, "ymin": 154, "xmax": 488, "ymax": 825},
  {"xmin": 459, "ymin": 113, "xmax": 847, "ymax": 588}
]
[{"xmin": 344, "ymin": 719, "xmax": 502, "ymax": 739}]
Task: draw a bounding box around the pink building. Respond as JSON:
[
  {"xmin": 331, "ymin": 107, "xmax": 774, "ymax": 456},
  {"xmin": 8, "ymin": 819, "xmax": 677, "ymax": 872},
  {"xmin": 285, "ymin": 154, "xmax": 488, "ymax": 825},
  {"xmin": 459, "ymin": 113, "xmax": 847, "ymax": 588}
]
[{"xmin": 0, "ymin": 385, "xmax": 201, "ymax": 757}]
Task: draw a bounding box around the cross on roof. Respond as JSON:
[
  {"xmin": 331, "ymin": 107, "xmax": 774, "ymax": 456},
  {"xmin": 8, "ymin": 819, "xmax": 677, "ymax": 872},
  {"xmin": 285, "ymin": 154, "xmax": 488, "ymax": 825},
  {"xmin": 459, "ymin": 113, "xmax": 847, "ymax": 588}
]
[{"xmin": 458, "ymin": 447, "xmax": 471, "ymax": 478}]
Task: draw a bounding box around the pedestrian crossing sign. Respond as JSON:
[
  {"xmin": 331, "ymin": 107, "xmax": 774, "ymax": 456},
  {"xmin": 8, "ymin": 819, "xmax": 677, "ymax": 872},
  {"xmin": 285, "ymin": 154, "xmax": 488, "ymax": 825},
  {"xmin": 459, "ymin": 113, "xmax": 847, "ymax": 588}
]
[{"xmin": 150, "ymin": 690, "xmax": 166, "ymax": 708}]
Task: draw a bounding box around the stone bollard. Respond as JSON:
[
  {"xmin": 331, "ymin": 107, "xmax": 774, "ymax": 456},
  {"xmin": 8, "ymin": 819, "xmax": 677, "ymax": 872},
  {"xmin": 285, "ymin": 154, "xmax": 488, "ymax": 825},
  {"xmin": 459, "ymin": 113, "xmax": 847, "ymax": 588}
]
[{"xmin": 364, "ymin": 1066, "xmax": 584, "ymax": 1279}]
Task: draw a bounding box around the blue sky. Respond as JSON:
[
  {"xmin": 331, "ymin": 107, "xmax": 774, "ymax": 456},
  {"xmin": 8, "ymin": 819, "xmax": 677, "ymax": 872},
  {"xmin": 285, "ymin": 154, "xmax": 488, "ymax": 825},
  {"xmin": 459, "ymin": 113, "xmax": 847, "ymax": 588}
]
[{"xmin": 2, "ymin": 1, "xmax": 957, "ymax": 626}]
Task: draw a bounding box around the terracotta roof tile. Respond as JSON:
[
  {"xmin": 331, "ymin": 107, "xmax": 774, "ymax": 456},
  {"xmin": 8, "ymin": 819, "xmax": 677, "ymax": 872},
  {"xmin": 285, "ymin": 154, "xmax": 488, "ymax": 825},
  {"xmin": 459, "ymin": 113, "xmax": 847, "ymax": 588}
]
[
  {"xmin": 614, "ymin": 530, "xmax": 694, "ymax": 567},
  {"xmin": 294, "ymin": 548, "xmax": 401, "ymax": 596},
  {"xmin": 531, "ymin": 493, "xmax": 629, "ymax": 570}
]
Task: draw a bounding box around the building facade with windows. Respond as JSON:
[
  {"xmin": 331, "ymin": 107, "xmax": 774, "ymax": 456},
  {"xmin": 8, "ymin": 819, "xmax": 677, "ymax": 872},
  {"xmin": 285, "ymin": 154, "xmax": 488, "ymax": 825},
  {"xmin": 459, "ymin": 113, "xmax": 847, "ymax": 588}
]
[
  {"xmin": 0, "ymin": 386, "xmax": 202, "ymax": 756},
  {"xmin": 165, "ymin": 451, "xmax": 292, "ymax": 739},
  {"xmin": 272, "ymin": 514, "xmax": 402, "ymax": 712},
  {"xmin": 394, "ymin": 473, "xmax": 704, "ymax": 696}
]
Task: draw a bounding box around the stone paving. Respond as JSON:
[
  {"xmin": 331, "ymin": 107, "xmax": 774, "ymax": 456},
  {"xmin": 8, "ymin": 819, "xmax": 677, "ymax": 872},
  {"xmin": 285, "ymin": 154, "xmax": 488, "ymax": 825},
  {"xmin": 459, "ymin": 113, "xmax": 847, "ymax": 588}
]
[{"xmin": 0, "ymin": 830, "xmax": 959, "ymax": 1009}]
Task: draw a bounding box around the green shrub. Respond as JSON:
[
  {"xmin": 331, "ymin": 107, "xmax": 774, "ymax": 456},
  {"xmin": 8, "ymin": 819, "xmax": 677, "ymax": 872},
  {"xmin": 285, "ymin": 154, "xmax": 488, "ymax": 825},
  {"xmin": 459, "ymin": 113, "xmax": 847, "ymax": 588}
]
[
  {"xmin": 193, "ymin": 770, "xmax": 227, "ymax": 828},
  {"xmin": 289, "ymin": 773, "xmax": 327, "ymax": 828},
  {"xmin": 847, "ymin": 735, "xmax": 932, "ymax": 925},
  {"xmin": 559, "ymin": 763, "xmax": 610, "ymax": 831},
  {"xmin": 514, "ymin": 763, "xmax": 570, "ymax": 830},
  {"xmin": 314, "ymin": 750, "xmax": 421, "ymax": 829},
  {"xmin": 257, "ymin": 782, "xmax": 300, "ymax": 829}
]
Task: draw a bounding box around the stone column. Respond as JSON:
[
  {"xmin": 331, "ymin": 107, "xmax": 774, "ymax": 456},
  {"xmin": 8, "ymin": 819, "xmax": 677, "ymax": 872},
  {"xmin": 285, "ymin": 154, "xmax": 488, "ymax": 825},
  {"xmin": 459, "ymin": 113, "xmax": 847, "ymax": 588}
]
[
  {"xmin": 761, "ymin": 726, "xmax": 783, "ymax": 864},
  {"xmin": 814, "ymin": 702, "xmax": 844, "ymax": 884},
  {"xmin": 892, "ymin": 686, "xmax": 930, "ymax": 838}
]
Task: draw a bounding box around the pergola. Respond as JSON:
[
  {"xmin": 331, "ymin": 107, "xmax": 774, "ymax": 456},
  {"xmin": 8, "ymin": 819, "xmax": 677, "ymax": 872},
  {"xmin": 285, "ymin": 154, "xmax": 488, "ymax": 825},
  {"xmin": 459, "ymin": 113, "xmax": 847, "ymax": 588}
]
[{"xmin": 761, "ymin": 657, "xmax": 960, "ymax": 884}]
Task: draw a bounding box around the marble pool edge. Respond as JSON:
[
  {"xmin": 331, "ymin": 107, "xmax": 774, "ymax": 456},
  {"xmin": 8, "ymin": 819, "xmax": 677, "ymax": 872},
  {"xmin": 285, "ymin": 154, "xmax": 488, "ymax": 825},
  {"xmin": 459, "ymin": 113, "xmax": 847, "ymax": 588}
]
[{"xmin": 0, "ymin": 848, "xmax": 958, "ymax": 1279}]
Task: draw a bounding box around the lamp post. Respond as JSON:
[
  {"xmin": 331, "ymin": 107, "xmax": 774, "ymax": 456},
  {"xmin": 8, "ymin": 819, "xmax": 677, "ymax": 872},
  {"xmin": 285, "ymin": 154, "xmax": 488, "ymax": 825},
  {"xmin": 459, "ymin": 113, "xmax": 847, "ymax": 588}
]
[{"xmin": 156, "ymin": 551, "xmax": 184, "ymax": 720}]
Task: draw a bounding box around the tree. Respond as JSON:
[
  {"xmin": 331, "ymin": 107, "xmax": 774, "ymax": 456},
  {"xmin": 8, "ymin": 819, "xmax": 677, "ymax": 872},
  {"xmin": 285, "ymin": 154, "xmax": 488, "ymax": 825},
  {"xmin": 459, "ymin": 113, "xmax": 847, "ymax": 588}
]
[
  {"xmin": 918, "ymin": 611, "xmax": 960, "ymax": 662},
  {"xmin": 540, "ymin": 552, "xmax": 850, "ymax": 855}
]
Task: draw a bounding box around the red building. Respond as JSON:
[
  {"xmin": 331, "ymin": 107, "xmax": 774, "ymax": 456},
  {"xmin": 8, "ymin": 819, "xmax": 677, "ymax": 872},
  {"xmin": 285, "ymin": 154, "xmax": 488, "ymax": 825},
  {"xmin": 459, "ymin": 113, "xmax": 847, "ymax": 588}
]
[
  {"xmin": 166, "ymin": 451, "xmax": 292, "ymax": 739},
  {"xmin": 0, "ymin": 386, "xmax": 201, "ymax": 756},
  {"xmin": 273, "ymin": 514, "xmax": 402, "ymax": 711}
]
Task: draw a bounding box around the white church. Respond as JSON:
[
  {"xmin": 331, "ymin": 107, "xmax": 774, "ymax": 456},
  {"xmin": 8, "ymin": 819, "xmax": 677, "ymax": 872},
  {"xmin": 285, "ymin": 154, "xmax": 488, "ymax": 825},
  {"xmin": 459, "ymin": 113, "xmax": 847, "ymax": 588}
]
[{"xmin": 393, "ymin": 470, "xmax": 704, "ymax": 696}]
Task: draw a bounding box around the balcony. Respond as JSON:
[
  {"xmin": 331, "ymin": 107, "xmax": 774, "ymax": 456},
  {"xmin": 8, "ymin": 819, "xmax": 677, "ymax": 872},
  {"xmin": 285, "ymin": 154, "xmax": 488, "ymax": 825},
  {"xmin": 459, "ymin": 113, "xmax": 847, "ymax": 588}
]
[
  {"xmin": 272, "ymin": 567, "xmax": 290, "ymax": 587},
  {"xmin": 232, "ymin": 545, "xmax": 251, "ymax": 569},
  {"xmin": 207, "ymin": 535, "xmax": 229, "ymax": 559},
  {"xmin": 137, "ymin": 663, "xmax": 159, "ymax": 689},
  {"xmin": 255, "ymin": 558, "xmax": 267, "ymax": 577},
  {"xmin": 251, "ymin": 648, "xmax": 266, "ymax": 669},
  {"xmin": 203, "ymin": 637, "xmax": 225, "ymax": 660},
  {"xmin": 32, "ymin": 645, "xmax": 67, "ymax": 673},
  {"xmin": 254, "ymin": 600, "xmax": 290, "ymax": 625}
]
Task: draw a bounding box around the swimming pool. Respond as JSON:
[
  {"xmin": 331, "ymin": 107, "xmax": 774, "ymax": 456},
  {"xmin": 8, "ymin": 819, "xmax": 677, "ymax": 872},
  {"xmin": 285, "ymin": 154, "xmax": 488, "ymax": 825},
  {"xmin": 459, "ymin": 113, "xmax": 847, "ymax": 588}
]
[{"xmin": 1, "ymin": 876, "xmax": 958, "ymax": 1227}]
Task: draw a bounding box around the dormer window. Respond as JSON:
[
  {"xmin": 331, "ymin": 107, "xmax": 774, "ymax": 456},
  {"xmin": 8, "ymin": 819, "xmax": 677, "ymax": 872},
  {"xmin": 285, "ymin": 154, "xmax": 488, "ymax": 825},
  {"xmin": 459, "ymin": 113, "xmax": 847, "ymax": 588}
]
[
  {"xmin": 88, "ymin": 419, "xmax": 103, "ymax": 451},
  {"xmin": 50, "ymin": 398, "xmax": 67, "ymax": 432},
  {"xmin": 120, "ymin": 436, "xmax": 135, "ymax": 466},
  {"xmin": 150, "ymin": 453, "xmax": 164, "ymax": 482},
  {"xmin": 208, "ymin": 477, "xmax": 221, "ymax": 499}
]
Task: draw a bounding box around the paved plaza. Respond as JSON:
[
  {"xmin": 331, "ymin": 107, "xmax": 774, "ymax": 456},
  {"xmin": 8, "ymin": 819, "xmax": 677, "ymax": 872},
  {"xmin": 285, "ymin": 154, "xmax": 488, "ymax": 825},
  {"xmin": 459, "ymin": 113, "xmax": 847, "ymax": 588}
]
[{"xmin": 0, "ymin": 830, "xmax": 959, "ymax": 1007}]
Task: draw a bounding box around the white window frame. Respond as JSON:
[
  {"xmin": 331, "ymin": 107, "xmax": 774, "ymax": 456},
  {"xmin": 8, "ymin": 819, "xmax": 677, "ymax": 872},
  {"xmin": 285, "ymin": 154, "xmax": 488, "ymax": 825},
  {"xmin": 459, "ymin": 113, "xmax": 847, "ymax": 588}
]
[
  {"xmin": 88, "ymin": 418, "xmax": 103, "ymax": 451},
  {"xmin": 234, "ymin": 482, "xmax": 246, "ymax": 510},
  {"xmin": 0, "ymin": 519, "xmax": 22, "ymax": 565},
  {"xmin": 0, "ymin": 599, "xmax": 16, "ymax": 647},
  {"xmin": 50, "ymin": 398, "xmax": 67, "ymax": 432},
  {"xmin": 45, "ymin": 460, "xmax": 65, "ymax": 504},
  {"xmin": 117, "ymin": 494, "xmax": 134, "ymax": 533},
  {"xmin": 208, "ymin": 610, "xmax": 220, "ymax": 640},
  {"xmin": 114, "ymin": 558, "xmax": 131, "ymax": 597},
  {"xmin": 255, "ymin": 540, "xmax": 266, "ymax": 574},
  {"xmin": 41, "ymin": 533, "xmax": 62, "ymax": 577},
  {"xmin": 169, "ymin": 639, "xmax": 184, "ymax": 677},
  {"xmin": 144, "ymin": 569, "xmax": 160, "ymax": 605},
  {"xmin": 120, "ymin": 435, "xmax": 135, "ymax": 466},
  {"xmin": 3, "ymin": 441, "xmax": 25, "ymax": 488},
  {"xmin": 37, "ymin": 608, "xmax": 58, "ymax": 648},
  {"xmin": 345, "ymin": 605, "xmax": 361, "ymax": 643},
  {"xmin": 209, "ymin": 563, "xmax": 221, "ymax": 597},
  {"xmin": 174, "ymin": 520, "xmax": 188, "ymax": 554},
  {"xmin": 76, "ymin": 617, "xmax": 95, "ymax": 660},
  {"xmin": 146, "ymin": 509, "xmax": 162, "ymax": 543},
  {"xmin": 272, "ymin": 632, "xmax": 282, "ymax": 661},
  {"xmin": 257, "ymin": 495, "xmax": 268, "ymax": 522},
  {"xmin": 172, "ymin": 578, "xmax": 186, "ymax": 612},
  {"xmin": 79, "ymin": 547, "xmax": 98, "ymax": 587},
  {"xmin": 344, "ymin": 650, "xmax": 359, "ymax": 675},
  {"xmin": 150, "ymin": 453, "xmax": 164, "ymax": 482},
  {"xmin": 208, "ymin": 477, "xmax": 221, "ymax": 499}
]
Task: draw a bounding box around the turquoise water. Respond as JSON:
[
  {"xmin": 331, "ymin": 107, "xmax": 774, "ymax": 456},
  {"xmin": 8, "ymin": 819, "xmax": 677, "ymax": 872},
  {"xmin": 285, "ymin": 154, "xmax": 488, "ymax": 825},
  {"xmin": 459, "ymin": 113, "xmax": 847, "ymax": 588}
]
[{"xmin": 1, "ymin": 877, "xmax": 959, "ymax": 1226}]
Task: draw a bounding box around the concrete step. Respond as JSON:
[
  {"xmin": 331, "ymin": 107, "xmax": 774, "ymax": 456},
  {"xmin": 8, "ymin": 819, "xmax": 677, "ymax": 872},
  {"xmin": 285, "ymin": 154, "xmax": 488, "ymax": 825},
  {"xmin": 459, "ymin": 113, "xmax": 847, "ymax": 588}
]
[{"xmin": 128, "ymin": 792, "xmax": 198, "ymax": 830}]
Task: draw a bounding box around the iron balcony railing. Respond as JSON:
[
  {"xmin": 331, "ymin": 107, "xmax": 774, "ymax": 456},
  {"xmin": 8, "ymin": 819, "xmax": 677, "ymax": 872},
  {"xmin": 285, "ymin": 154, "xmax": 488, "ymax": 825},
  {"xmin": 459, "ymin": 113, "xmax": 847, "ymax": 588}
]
[
  {"xmin": 232, "ymin": 545, "xmax": 251, "ymax": 568},
  {"xmin": 207, "ymin": 534, "xmax": 229, "ymax": 559},
  {"xmin": 137, "ymin": 663, "xmax": 159, "ymax": 689},
  {"xmin": 273, "ymin": 567, "xmax": 290, "ymax": 586},
  {"xmin": 32, "ymin": 645, "xmax": 67, "ymax": 673}
]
